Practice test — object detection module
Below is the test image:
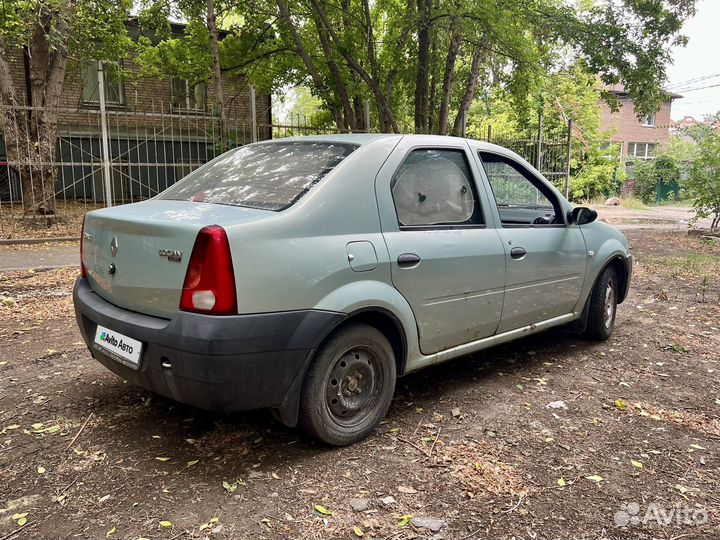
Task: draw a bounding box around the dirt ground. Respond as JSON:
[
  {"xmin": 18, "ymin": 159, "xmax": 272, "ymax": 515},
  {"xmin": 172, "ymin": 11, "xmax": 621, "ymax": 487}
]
[{"xmin": 1, "ymin": 229, "xmax": 719, "ymax": 539}]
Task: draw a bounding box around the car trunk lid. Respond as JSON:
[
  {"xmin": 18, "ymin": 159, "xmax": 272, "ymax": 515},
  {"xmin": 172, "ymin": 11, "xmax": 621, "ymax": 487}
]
[{"xmin": 82, "ymin": 200, "xmax": 273, "ymax": 319}]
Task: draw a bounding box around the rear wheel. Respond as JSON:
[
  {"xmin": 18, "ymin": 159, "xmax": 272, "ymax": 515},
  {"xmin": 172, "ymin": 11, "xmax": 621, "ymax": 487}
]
[
  {"xmin": 582, "ymin": 266, "xmax": 618, "ymax": 341},
  {"xmin": 299, "ymin": 323, "xmax": 396, "ymax": 446}
]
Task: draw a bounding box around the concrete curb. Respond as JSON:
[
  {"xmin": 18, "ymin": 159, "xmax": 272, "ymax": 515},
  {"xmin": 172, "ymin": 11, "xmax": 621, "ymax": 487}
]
[{"xmin": 0, "ymin": 236, "xmax": 79, "ymax": 246}]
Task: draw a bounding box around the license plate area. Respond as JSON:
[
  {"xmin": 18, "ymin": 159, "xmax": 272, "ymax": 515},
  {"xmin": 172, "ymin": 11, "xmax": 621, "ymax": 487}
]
[{"xmin": 93, "ymin": 324, "xmax": 143, "ymax": 370}]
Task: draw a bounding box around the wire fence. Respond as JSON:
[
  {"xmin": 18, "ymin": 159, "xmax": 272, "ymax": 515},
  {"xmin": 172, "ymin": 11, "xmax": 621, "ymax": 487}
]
[{"xmin": 0, "ymin": 102, "xmax": 570, "ymax": 238}]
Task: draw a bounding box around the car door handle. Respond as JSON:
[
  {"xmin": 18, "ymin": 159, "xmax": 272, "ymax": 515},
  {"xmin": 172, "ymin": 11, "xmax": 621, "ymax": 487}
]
[
  {"xmin": 397, "ymin": 253, "xmax": 421, "ymax": 267},
  {"xmin": 510, "ymin": 247, "xmax": 527, "ymax": 259}
]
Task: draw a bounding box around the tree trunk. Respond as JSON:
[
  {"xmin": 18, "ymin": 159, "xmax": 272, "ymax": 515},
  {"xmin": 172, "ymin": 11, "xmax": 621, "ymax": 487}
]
[
  {"xmin": 452, "ymin": 41, "xmax": 485, "ymax": 136},
  {"xmin": 310, "ymin": 0, "xmax": 400, "ymax": 132},
  {"xmin": 276, "ymin": 0, "xmax": 345, "ymax": 130},
  {"xmin": 313, "ymin": 18, "xmax": 356, "ymax": 131},
  {"xmin": 206, "ymin": 0, "xmax": 228, "ymax": 142},
  {"xmin": 0, "ymin": 7, "xmax": 71, "ymax": 216},
  {"xmin": 414, "ymin": 0, "xmax": 432, "ymax": 133},
  {"xmin": 438, "ymin": 17, "xmax": 461, "ymax": 135}
]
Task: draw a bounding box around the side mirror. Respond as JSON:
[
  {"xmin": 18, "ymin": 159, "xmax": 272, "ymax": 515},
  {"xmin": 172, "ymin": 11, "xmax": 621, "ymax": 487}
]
[{"xmin": 568, "ymin": 206, "xmax": 598, "ymax": 225}]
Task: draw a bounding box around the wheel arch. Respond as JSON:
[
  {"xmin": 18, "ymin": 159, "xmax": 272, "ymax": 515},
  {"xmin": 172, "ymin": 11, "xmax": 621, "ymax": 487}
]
[
  {"xmin": 272, "ymin": 305, "xmax": 411, "ymax": 428},
  {"xmin": 574, "ymin": 254, "xmax": 630, "ymax": 334}
]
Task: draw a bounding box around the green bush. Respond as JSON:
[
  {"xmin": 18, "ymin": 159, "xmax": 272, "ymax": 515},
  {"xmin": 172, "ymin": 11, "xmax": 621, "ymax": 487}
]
[
  {"xmin": 570, "ymin": 144, "xmax": 624, "ymax": 201},
  {"xmin": 633, "ymin": 155, "xmax": 681, "ymax": 204},
  {"xmin": 685, "ymin": 131, "xmax": 720, "ymax": 230}
]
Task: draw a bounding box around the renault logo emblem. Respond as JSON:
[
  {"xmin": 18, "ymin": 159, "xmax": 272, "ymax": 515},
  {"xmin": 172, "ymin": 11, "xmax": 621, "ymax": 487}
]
[{"xmin": 110, "ymin": 237, "xmax": 119, "ymax": 257}]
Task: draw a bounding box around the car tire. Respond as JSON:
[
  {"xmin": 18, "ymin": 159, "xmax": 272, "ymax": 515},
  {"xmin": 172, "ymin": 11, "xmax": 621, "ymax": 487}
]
[
  {"xmin": 582, "ymin": 266, "xmax": 618, "ymax": 341},
  {"xmin": 299, "ymin": 323, "xmax": 396, "ymax": 446}
]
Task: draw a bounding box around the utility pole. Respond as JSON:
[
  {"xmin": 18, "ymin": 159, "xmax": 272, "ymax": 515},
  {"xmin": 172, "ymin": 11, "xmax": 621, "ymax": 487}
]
[
  {"xmin": 565, "ymin": 118, "xmax": 573, "ymax": 200},
  {"xmin": 97, "ymin": 61, "xmax": 112, "ymax": 208}
]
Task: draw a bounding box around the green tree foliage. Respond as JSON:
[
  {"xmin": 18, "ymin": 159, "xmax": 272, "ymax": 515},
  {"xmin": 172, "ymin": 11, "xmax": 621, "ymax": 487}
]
[
  {"xmin": 137, "ymin": 0, "xmax": 697, "ymax": 134},
  {"xmin": 633, "ymin": 154, "xmax": 681, "ymax": 204},
  {"xmin": 685, "ymin": 131, "xmax": 720, "ymax": 230}
]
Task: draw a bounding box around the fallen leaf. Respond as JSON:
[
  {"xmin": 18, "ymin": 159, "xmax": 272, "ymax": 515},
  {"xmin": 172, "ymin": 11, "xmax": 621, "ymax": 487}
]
[
  {"xmin": 222, "ymin": 480, "xmax": 237, "ymax": 493},
  {"xmin": 106, "ymin": 527, "xmax": 116, "ymax": 537},
  {"xmin": 155, "ymin": 457, "xmax": 170, "ymax": 462},
  {"xmin": 557, "ymin": 478, "xmax": 566, "ymax": 487},
  {"xmin": 37, "ymin": 466, "xmax": 46, "ymax": 474},
  {"xmin": 314, "ymin": 504, "xmax": 333, "ymax": 516},
  {"xmin": 631, "ymin": 460, "xmax": 643, "ymax": 469},
  {"xmin": 675, "ymin": 484, "xmax": 688, "ymax": 494},
  {"xmin": 98, "ymin": 494, "xmax": 111, "ymax": 503},
  {"xmin": 614, "ymin": 399, "xmax": 627, "ymax": 411},
  {"xmin": 353, "ymin": 526, "xmax": 364, "ymax": 537},
  {"xmin": 398, "ymin": 514, "xmax": 413, "ymax": 527},
  {"xmin": 272, "ymin": 472, "xmax": 280, "ymax": 480},
  {"xmin": 689, "ymin": 444, "xmax": 706, "ymax": 451},
  {"xmin": 17, "ymin": 517, "xmax": 27, "ymax": 526},
  {"xmin": 159, "ymin": 521, "xmax": 172, "ymax": 528},
  {"xmin": 186, "ymin": 460, "xmax": 199, "ymax": 466},
  {"xmin": 12, "ymin": 513, "xmax": 28, "ymax": 520},
  {"xmin": 585, "ymin": 475, "xmax": 604, "ymax": 482}
]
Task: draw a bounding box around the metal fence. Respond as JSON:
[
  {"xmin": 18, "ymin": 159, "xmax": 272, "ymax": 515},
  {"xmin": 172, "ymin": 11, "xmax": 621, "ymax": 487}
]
[{"xmin": 0, "ymin": 102, "xmax": 571, "ymax": 238}]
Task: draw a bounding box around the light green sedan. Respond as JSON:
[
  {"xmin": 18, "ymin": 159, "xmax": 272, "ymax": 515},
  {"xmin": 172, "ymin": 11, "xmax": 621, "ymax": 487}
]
[{"xmin": 73, "ymin": 134, "xmax": 632, "ymax": 445}]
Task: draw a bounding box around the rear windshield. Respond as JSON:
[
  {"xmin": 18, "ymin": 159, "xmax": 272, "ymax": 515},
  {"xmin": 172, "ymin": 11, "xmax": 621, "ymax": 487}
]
[{"xmin": 158, "ymin": 141, "xmax": 357, "ymax": 211}]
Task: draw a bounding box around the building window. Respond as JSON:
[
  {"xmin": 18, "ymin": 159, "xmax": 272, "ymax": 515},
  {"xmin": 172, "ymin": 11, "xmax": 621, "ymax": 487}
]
[
  {"xmin": 641, "ymin": 114, "xmax": 656, "ymax": 127},
  {"xmin": 82, "ymin": 61, "xmax": 125, "ymax": 105},
  {"xmin": 628, "ymin": 142, "xmax": 657, "ymax": 160},
  {"xmin": 171, "ymin": 78, "xmax": 207, "ymax": 111}
]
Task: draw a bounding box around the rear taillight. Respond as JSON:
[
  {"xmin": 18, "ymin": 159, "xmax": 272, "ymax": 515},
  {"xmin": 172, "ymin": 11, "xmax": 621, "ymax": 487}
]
[
  {"xmin": 180, "ymin": 225, "xmax": 237, "ymax": 315},
  {"xmin": 80, "ymin": 215, "xmax": 88, "ymax": 278}
]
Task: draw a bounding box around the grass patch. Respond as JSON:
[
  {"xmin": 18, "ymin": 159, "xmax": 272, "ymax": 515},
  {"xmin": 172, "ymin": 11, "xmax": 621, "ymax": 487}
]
[
  {"xmin": 618, "ymin": 196, "xmax": 648, "ymax": 210},
  {"xmin": 654, "ymin": 253, "xmax": 720, "ymax": 274}
]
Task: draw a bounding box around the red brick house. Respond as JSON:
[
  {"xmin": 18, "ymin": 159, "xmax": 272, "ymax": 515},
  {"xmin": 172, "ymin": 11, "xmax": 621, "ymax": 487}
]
[{"xmin": 599, "ymin": 84, "xmax": 682, "ymax": 164}]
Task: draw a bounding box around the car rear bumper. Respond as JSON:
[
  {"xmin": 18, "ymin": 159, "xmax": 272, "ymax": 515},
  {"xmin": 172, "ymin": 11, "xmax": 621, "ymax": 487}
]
[{"xmin": 73, "ymin": 277, "xmax": 345, "ymax": 413}]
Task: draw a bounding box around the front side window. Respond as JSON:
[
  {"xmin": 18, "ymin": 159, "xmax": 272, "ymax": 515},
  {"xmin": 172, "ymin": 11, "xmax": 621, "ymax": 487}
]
[
  {"xmin": 391, "ymin": 149, "xmax": 482, "ymax": 227},
  {"xmin": 158, "ymin": 142, "xmax": 357, "ymax": 211},
  {"xmin": 82, "ymin": 61, "xmax": 125, "ymax": 105},
  {"xmin": 171, "ymin": 78, "xmax": 207, "ymax": 110},
  {"xmin": 479, "ymin": 152, "xmax": 562, "ymax": 226}
]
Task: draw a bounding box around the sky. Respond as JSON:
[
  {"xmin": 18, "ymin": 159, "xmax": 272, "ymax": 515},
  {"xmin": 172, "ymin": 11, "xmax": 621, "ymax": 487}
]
[{"xmin": 666, "ymin": 0, "xmax": 720, "ymax": 121}]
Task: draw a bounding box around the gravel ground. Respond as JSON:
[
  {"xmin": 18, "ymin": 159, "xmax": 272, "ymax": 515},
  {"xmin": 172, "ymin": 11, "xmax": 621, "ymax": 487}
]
[{"xmin": 0, "ymin": 229, "xmax": 719, "ymax": 539}]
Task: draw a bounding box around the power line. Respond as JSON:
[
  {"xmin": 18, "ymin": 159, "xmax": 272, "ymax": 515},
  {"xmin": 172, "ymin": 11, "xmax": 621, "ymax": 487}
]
[
  {"xmin": 667, "ymin": 73, "xmax": 720, "ymax": 90},
  {"xmin": 675, "ymin": 82, "xmax": 720, "ymax": 93}
]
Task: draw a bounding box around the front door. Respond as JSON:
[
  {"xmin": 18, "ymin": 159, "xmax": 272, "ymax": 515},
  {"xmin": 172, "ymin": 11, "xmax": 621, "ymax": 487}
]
[
  {"xmin": 477, "ymin": 151, "xmax": 587, "ymax": 333},
  {"xmin": 376, "ymin": 140, "xmax": 506, "ymax": 355}
]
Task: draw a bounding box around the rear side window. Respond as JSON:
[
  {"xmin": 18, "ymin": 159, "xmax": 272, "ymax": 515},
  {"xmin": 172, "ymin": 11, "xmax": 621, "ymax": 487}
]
[
  {"xmin": 391, "ymin": 148, "xmax": 482, "ymax": 227},
  {"xmin": 159, "ymin": 142, "xmax": 357, "ymax": 211}
]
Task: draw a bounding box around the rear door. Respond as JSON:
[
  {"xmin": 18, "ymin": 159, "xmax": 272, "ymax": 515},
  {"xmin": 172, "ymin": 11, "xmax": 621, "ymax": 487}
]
[
  {"xmin": 376, "ymin": 138, "xmax": 506, "ymax": 355},
  {"xmin": 476, "ymin": 151, "xmax": 587, "ymax": 333}
]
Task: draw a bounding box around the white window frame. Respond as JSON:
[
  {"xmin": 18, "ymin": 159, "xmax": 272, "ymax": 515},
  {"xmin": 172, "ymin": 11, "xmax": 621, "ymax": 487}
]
[
  {"xmin": 641, "ymin": 114, "xmax": 656, "ymax": 127},
  {"xmin": 629, "ymin": 142, "xmax": 657, "ymax": 160}
]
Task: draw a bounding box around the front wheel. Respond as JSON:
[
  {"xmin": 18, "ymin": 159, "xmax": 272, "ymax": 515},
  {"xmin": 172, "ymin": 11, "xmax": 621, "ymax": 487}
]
[
  {"xmin": 299, "ymin": 323, "xmax": 396, "ymax": 446},
  {"xmin": 582, "ymin": 266, "xmax": 618, "ymax": 341}
]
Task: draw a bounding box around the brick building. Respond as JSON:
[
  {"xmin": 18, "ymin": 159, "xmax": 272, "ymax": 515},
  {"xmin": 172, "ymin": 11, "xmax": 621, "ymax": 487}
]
[
  {"xmin": 0, "ymin": 20, "xmax": 271, "ymax": 204},
  {"xmin": 599, "ymin": 84, "xmax": 682, "ymax": 165}
]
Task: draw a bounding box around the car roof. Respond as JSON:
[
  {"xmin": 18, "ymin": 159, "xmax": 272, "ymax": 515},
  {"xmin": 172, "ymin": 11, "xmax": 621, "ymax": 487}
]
[{"xmin": 261, "ymin": 133, "xmax": 511, "ymax": 153}]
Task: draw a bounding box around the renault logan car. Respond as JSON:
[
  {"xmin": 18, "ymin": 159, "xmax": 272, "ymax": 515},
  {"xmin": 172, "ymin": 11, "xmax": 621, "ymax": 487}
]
[{"xmin": 73, "ymin": 134, "xmax": 632, "ymax": 445}]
